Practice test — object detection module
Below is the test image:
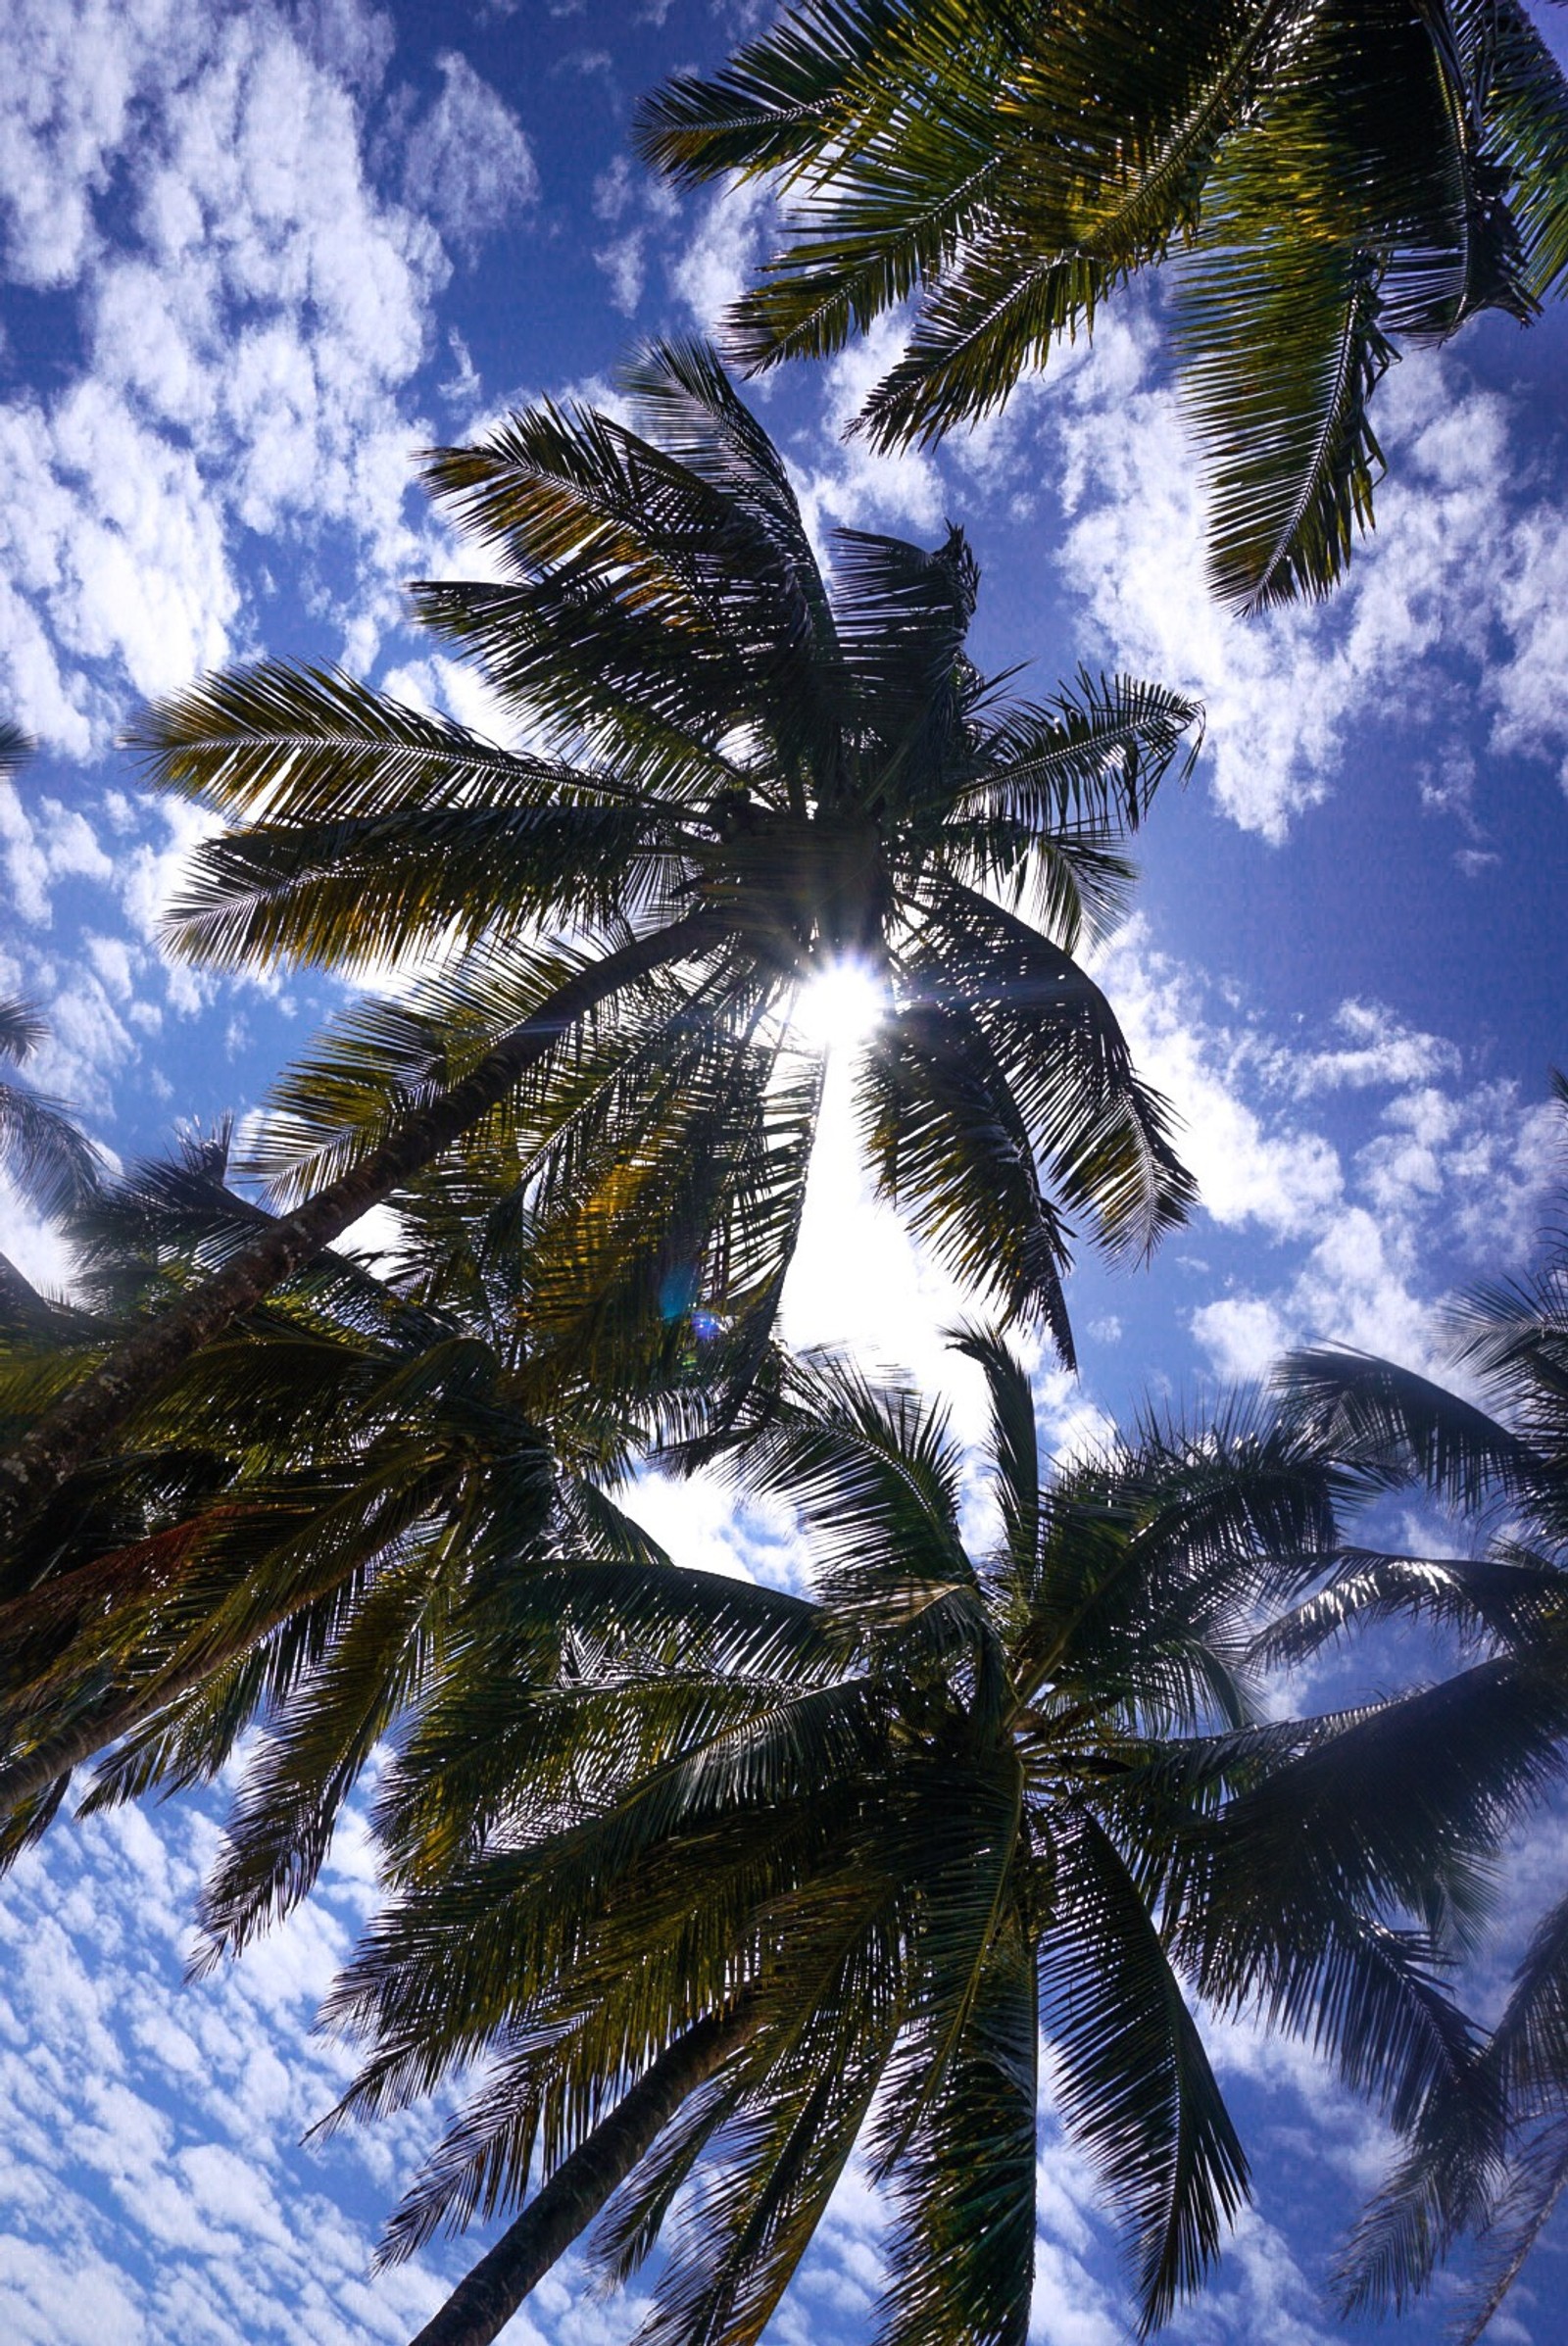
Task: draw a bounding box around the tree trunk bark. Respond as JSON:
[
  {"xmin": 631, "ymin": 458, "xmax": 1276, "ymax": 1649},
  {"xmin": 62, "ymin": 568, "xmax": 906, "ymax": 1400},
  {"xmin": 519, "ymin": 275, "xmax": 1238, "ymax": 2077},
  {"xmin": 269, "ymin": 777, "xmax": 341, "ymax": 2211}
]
[
  {"xmin": 407, "ymin": 2004, "xmax": 756, "ymax": 2346},
  {"xmin": 0, "ymin": 912, "xmax": 723, "ymax": 1553}
]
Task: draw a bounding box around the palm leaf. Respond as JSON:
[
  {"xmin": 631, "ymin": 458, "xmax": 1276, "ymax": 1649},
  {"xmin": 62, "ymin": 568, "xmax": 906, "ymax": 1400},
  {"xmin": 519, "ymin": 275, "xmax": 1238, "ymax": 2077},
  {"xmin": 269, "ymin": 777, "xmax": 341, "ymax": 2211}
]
[{"xmin": 1043, "ymin": 1807, "xmax": 1249, "ymax": 2331}]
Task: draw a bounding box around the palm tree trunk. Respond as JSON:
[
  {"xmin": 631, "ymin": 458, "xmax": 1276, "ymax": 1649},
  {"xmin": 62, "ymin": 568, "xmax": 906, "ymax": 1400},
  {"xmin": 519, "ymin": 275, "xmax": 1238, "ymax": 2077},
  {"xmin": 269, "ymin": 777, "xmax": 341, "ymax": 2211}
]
[
  {"xmin": 0, "ymin": 1688, "xmax": 177, "ymax": 1827},
  {"xmin": 407, "ymin": 2004, "xmax": 756, "ymax": 2346},
  {"xmin": 0, "ymin": 911, "xmax": 723, "ymax": 1552}
]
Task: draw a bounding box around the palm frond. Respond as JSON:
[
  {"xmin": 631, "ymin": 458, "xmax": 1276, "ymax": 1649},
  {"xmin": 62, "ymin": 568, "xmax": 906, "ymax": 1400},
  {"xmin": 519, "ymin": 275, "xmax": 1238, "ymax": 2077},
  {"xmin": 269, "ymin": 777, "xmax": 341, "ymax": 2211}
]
[
  {"xmin": 1277, "ymin": 1345, "xmax": 1538, "ymax": 1510},
  {"xmin": 1044, "ymin": 1808, "xmax": 1249, "ymax": 2331},
  {"xmin": 877, "ymin": 1907, "xmax": 1038, "ymax": 2346}
]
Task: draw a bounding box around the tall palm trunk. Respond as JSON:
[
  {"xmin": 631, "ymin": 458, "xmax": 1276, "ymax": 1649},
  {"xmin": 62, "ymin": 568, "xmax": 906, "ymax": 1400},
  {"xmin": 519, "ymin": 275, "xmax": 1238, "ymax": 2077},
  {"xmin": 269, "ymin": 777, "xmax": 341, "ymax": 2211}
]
[
  {"xmin": 0, "ymin": 911, "xmax": 723, "ymax": 1554},
  {"xmin": 407, "ymin": 2004, "xmax": 756, "ymax": 2346}
]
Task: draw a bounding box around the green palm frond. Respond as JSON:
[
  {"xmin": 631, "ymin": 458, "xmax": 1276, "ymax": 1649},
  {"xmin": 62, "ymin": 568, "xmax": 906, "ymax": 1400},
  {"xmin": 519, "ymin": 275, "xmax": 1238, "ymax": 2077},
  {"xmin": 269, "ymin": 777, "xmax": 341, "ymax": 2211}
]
[
  {"xmin": 948, "ymin": 1322, "xmax": 1042, "ymax": 1596},
  {"xmin": 958, "ymin": 670, "xmax": 1203, "ymax": 844},
  {"xmin": 904, "ymin": 883, "xmax": 1195, "ymax": 1257},
  {"xmin": 0, "ymin": 998, "xmax": 100, "ymax": 1219},
  {"xmin": 135, "ymin": 660, "xmax": 609, "ymax": 825},
  {"xmin": 731, "ymin": 1347, "xmax": 971, "ymax": 1611},
  {"xmin": 1278, "ymin": 1345, "xmax": 1537, "ymax": 1511},
  {"xmin": 0, "ymin": 1000, "xmax": 46, "ymax": 1063},
  {"xmin": 1189, "ymin": 1659, "xmax": 1568, "ymax": 1973},
  {"xmin": 194, "ymin": 1532, "xmax": 467, "ymax": 1953},
  {"xmin": 637, "ymin": 0, "xmax": 1568, "ymax": 606},
  {"xmin": 1174, "ymin": 221, "xmax": 1393, "ymax": 609},
  {"xmin": 1489, "ymin": 0, "xmax": 1568, "ymax": 299},
  {"xmin": 1043, "ymin": 1808, "xmax": 1248, "ymax": 2331},
  {"xmin": 1250, "ymin": 1547, "xmax": 1567, "ymax": 1669},
  {"xmin": 1330, "ymin": 1902, "xmax": 1558, "ymax": 2319},
  {"xmin": 0, "ymin": 721, "xmax": 33, "ymax": 775},
  {"xmin": 875, "ymin": 1911, "xmax": 1039, "ymax": 2346},
  {"xmin": 861, "ymin": 996, "xmax": 1079, "ymax": 1360}
]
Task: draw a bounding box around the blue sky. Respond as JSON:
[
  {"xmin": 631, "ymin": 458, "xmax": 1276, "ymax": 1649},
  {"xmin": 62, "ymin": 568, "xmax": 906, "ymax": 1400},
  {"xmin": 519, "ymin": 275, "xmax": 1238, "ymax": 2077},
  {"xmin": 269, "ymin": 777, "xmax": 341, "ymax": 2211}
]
[{"xmin": 2, "ymin": 0, "xmax": 1568, "ymax": 2339}]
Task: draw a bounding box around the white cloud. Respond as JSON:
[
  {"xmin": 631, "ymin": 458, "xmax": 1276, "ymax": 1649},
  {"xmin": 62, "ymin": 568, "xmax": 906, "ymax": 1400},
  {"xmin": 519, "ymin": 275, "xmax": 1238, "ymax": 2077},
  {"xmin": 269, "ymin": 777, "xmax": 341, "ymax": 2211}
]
[
  {"xmin": 595, "ymin": 230, "xmax": 647, "ymax": 316},
  {"xmin": 790, "ymin": 315, "xmax": 947, "ymax": 549},
  {"xmin": 0, "ymin": 1785, "xmax": 478, "ymax": 2344},
  {"xmin": 398, "ymin": 51, "xmax": 538, "ymax": 257},
  {"xmin": 1099, "ymin": 924, "xmax": 1346, "ymax": 1242},
  {"xmin": 0, "ymin": 4, "xmax": 426, "ymax": 759},
  {"xmin": 0, "ymin": 0, "xmax": 554, "ymax": 1136},
  {"xmin": 1191, "ymin": 1294, "xmax": 1294, "ymax": 1385},
  {"xmin": 1034, "ymin": 311, "xmax": 1568, "ymax": 841},
  {"xmin": 0, "ymin": 1177, "xmax": 76, "ymax": 1296},
  {"xmin": 591, "ymin": 155, "xmax": 677, "ymax": 318},
  {"xmin": 1265, "ymin": 999, "xmax": 1463, "ymax": 1099},
  {"xmin": 668, "ymin": 174, "xmax": 771, "ymax": 336},
  {"xmin": 781, "ymin": 1043, "xmax": 1014, "ymax": 1444},
  {"xmin": 1090, "ymin": 920, "xmax": 1562, "ymax": 1388}
]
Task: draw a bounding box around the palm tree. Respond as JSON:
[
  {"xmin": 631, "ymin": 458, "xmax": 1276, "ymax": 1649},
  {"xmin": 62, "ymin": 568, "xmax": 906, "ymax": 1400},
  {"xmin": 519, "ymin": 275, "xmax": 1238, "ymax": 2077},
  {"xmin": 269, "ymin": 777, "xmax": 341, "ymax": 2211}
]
[
  {"xmin": 1271, "ymin": 1098, "xmax": 1568, "ymax": 2339},
  {"xmin": 314, "ymin": 1333, "xmax": 1563, "ymax": 2346},
  {"xmin": 636, "ymin": 0, "xmax": 1568, "ymax": 609},
  {"xmin": 0, "ymin": 731, "xmax": 102, "ymax": 1254},
  {"xmin": 0, "ymin": 339, "xmax": 1199, "ymax": 1544},
  {"xmin": 0, "ymin": 1129, "xmax": 666, "ymax": 1897},
  {"xmin": 0, "ymin": 995, "xmax": 100, "ymax": 1234}
]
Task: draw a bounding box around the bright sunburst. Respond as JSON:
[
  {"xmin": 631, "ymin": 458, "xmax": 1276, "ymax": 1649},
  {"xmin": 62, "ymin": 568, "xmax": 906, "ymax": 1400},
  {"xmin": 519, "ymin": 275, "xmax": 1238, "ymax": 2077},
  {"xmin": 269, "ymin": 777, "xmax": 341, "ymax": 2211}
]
[{"xmin": 791, "ymin": 957, "xmax": 889, "ymax": 1051}]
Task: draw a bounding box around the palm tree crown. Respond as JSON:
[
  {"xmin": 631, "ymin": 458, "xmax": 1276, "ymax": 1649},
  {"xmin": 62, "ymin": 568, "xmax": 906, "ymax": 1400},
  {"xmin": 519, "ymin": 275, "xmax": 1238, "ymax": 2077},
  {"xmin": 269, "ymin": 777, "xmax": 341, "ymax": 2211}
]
[
  {"xmin": 0, "ymin": 1132, "xmax": 665, "ymax": 1897},
  {"xmin": 1276, "ymin": 1091, "xmax": 1568, "ymax": 2338},
  {"xmin": 0, "ymin": 733, "xmax": 101, "ymax": 1241},
  {"xmin": 320, "ymin": 1333, "xmax": 1560, "ymax": 2346},
  {"xmin": 637, "ymin": 0, "xmax": 1568, "ymax": 608},
  {"xmin": 0, "ymin": 339, "xmax": 1201, "ymax": 1540},
  {"xmin": 155, "ymin": 339, "xmax": 1198, "ymax": 1369}
]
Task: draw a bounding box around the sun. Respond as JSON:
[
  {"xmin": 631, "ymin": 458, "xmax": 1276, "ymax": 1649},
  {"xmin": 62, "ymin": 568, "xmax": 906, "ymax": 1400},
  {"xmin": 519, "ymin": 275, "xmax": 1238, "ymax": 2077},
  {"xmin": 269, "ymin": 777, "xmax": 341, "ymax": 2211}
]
[{"xmin": 792, "ymin": 957, "xmax": 889, "ymax": 1051}]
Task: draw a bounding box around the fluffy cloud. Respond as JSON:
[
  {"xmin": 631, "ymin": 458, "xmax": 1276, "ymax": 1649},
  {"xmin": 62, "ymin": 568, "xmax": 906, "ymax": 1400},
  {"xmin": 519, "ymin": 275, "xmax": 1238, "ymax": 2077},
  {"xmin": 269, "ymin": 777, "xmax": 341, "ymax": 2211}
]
[
  {"xmin": 667, "ymin": 173, "xmax": 773, "ymax": 338},
  {"xmin": 1263, "ymin": 1000, "xmax": 1463, "ymax": 1099},
  {"xmin": 997, "ymin": 309, "xmax": 1568, "ymax": 844},
  {"xmin": 398, "ymin": 51, "xmax": 538, "ymax": 257},
  {"xmin": 0, "ymin": 1784, "xmax": 472, "ymax": 2345},
  {"xmin": 0, "ymin": 0, "xmax": 541, "ymax": 761},
  {"xmin": 0, "ymin": 0, "xmax": 548, "ymax": 1136},
  {"xmin": 1092, "ymin": 926, "xmax": 1562, "ymax": 1384}
]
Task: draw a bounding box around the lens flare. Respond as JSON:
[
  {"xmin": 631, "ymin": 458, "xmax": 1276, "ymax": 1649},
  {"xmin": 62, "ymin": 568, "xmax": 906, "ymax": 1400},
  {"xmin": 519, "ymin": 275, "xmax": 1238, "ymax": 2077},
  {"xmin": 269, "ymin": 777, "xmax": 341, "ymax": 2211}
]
[{"xmin": 792, "ymin": 958, "xmax": 888, "ymax": 1050}]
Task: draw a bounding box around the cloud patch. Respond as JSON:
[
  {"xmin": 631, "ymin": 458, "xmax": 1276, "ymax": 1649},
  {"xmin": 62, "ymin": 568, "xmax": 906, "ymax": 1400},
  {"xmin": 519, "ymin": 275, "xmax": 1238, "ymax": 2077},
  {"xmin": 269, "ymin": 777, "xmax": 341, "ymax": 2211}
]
[{"xmin": 398, "ymin": 51, "xmax": 539, "ymax": 258}]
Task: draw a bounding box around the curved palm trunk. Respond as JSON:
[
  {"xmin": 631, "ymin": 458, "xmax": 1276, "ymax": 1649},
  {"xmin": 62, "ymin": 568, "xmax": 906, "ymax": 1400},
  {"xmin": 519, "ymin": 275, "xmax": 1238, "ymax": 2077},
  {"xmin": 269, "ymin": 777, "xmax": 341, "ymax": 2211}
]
[
  {"xmin": 407, "ymin": 2004, "xmax": 756, "ymax": 2346},
  {"xmin": 0, "ymin": 911, "xmax": 723, "ymax": 1553},
  {"xmin": 0, "ymin": 1675, "xmax": 208, "ymax": 1828}
]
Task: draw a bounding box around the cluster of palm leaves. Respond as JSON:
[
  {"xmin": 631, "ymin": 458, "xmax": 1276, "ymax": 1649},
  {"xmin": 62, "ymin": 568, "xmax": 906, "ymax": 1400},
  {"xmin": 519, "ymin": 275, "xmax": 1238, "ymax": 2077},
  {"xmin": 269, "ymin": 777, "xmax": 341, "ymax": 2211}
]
[
  {"xmin": 638, "ymin": 0, "xmax": 1568, "ymax": 608},
  {"xmin": 5, "ymin": 139, "xmax": 1568, "ymax": 2329},
  {"xmin": 12, "ymin": 1110, "xmax": 1564, "ymax": 2345},
  {"xmin": 0, "ymin": 1127, "xmax": 670, "ymax": 1870},
  {"xmin": 322, "ymin": 1331, "xmax": 1568, "ymax": 2346},
  {"xmin": 1272, "ymin": 1136, "xmax": 1568, "ymax": 2342},
  {"xmin": 0, "ymin": 340, "xmax": 1199, "ymax": 1540}
]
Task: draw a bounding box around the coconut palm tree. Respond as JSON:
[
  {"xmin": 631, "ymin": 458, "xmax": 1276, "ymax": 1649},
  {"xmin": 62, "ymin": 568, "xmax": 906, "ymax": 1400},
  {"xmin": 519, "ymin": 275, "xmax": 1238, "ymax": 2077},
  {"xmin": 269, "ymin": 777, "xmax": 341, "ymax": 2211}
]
[
  {"xmin": 0, "ymin": 734, "xmax": 102, "ymax": 1249},
  {"xmin": 1271, "ymin": 1100, "xmax": 1568, "ymax": 2338},
  {"xmin": 0, "ymin": 1127, "xmax": 666, "ymax": 1894},
  {"xmin": 315, "ymin": 1332, "xmax": 1564, "ymax": 2346},
  {"xmin": 0, "ymin": 339, "xmax": 1199, "ymax": 1544},
  {"xmin": 0, "ymin": 994, "xmax": 100, "ymax": 1243},
  {"xmin": 637, "ymin": 0, "xmax": 1568, "ymax": 609}
]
